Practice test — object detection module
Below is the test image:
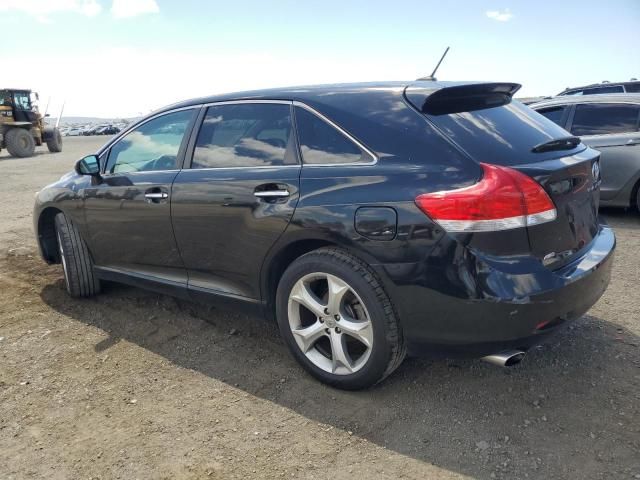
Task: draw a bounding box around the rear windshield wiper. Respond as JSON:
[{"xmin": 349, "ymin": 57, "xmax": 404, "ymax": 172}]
[{"xmin": 531, "ymin": 136, "xmax": 581, "ymax": 153}]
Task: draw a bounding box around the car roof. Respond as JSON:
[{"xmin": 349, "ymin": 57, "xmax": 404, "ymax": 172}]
[
  {"xmin": 153, "ymin": 80, "xmax": 494, "ymax": 115},
  {"xmin": 530, "ymin": 93, "xmax": 640, "ymax": 109},
  {"xmin": 559, "ymin": 81, "xmax": 639, "ymax": 92}
]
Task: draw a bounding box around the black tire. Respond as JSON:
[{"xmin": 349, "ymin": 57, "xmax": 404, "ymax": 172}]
[
  {"xmin": 54, "ymin": 212, "xmax": 100, "ymax": 298},
  {"xmin": 46, "ymin": 128, "xmax": 63, "ymax": 153},
  {"xmin": 276, "ymin": 247, "xmax": 405, "ymax": 390},
  {"xmin": 5, "ymin": 128, "xmax": 36, "ymax": 158}
]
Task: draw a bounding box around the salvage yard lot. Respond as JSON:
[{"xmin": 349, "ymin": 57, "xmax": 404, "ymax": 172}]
[{"xmin": 0, "ymin": 138, "xmax": 638, "ymax": 479}]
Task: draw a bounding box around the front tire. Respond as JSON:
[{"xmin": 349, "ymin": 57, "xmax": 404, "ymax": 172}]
[
  {"xmin": 46, "ymin": 128, "xmax": 63, "ymax": 153},
  {"xmin": 5, "ymin": 128, "xmax": 36, "ymax": 158},
  {"xmin": 276, "ymin": 247, "xmax": 405, "ymax": 390},
  {"xmin": 54, "ymin": 213, "xmax": 100, "ymax": 298}
]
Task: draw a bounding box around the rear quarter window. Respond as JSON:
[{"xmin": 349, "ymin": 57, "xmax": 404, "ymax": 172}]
[
  {"xmin": 537, "ymin": 106, "xmax": 568, "ymax": 127},
  {"xmin": 294, "ymin": 106, "xmax": 374, "ymax": 165}
]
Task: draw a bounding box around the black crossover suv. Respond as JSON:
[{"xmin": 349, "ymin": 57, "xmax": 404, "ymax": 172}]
[{"xmin": 34, "ymin": 81, "xmax": 615, "ymax": 389}]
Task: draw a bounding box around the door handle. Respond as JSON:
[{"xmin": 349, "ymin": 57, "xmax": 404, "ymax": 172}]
[
  {"xmin": 145, "ymin": 192, "xmax": 168, "ymax": 199},
  {"xmin": 144, "ymin": 187, "xmax": 169, "ymax": 203},
  {"xmin": 254, "ymin": 190, "xmax": 290, "ymax": 198}
]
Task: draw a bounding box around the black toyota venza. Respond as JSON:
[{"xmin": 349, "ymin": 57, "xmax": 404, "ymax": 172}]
[{"xmin": 34, "ymin": 81, "xmax": 615, "ymax": 389}]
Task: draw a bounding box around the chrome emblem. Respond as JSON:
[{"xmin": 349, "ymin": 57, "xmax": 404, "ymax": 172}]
[{"xmin": 592, "ymin": 161, "xmax": 600, "ymax": 181}]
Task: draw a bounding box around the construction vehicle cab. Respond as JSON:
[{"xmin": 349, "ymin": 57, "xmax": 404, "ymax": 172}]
[{"xmin": 0, "ymin": 88, "xmax": 62, "ymax": 158}]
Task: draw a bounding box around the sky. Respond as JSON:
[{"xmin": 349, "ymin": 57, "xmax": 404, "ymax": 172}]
[{"xmin": 0, "ymin": 0, "xmax": 638, "ymax": 118}]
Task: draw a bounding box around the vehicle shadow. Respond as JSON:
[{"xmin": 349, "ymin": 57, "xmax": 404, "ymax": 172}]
[{"xmin": 39, "ymin": 278, "xmax": 640, "ymax": 479}]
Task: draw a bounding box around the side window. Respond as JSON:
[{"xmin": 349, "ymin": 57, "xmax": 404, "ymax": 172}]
[
  {"xmin": 191, "ymin": 103, "xmax": 296, "ymax": 169},
  {"xmin": 586, "ymin": 85, "xmax": 625, "ymax": 95},
  {"xmin": 106, "ymin": 109, "xmax": 194, "ymax": 174},
  {"xmin": 571, "ymin": 103, "xmax": 640, "ymax": 136},
  {"xmin": 537, "ymin": 106, "xmax": 567, "ymax": 127},
  {"xmin": 295, "ymin": 107, "xmax": 374, "ymax": 165}
]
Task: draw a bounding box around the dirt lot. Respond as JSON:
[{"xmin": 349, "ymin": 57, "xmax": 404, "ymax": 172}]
[{"xmin": 0, "ymin": 137, "xmax": 639, "ymax": 479}]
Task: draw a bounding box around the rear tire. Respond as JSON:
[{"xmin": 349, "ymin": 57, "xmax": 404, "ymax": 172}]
[
  {"xmin": 54, "ymin": 213, "xmax": 100, "ymax": 298},
  {"xmin": 5, "ymin": 128, "xmax": 36, "ymax": 158},
  {"xmin": 276, "ymin": 247, "xmax": 405, "ymax": 390},
  {"xmin": 46, "ymin": 128, "xmax": 63, "ymax": 153}
]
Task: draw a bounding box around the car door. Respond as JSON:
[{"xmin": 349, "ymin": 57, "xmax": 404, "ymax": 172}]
[
  {"xmin": 82, "ymin": 107, "xmax": 197, "ymax": 286},
  {"xmin": 568, "ymin": 102, "xmax": 640, "ymax": 201},
  {"xmin": 171, "ymin": 101, "xmax": 301, "ymax": 301}
]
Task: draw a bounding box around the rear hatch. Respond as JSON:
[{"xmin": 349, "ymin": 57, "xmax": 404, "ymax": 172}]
[{"xmin": 405, "ymin": 82, "xmax": 601, "ymax": 267}]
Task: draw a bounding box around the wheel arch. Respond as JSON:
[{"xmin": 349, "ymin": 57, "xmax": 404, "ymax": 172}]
[
  {"xmin": 260, "ymin": 233, "xmax": 388, "ymax": 321},
  {"xmin": 37, "ymin": 206, "xmax": 63, "ymax": 264}
]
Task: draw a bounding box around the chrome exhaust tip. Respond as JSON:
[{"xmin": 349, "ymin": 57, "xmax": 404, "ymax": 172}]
[{"xmin": 481, "ymin": 350, "xmax": 525, "ymax": 367}]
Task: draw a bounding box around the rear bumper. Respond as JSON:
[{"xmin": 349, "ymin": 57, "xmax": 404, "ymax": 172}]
[{"xmin": 375, "ymin": 225, "xmax": 615, "ymax": 358}]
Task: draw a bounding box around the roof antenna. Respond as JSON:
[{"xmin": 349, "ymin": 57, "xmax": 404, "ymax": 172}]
[{"xmin": 417, "ymin": 47, "xmax": 450, "ymax": 81}]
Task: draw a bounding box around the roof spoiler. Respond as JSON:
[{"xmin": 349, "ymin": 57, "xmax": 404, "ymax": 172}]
[{"xmin": 407, "ymin": 82, "xmax": 522, "ymax": 115}]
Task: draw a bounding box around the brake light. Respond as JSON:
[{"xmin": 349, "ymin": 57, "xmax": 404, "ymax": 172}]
[{"xmin": 415, "ymin": 163, "xmax": 556, "ymax": 232}]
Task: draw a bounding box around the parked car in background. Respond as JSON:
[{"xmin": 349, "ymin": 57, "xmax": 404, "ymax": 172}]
[
  {"xmin": 96, "ymin": 125, "xmax": 120, "ymax": 135},
  {"xmin": 81, "ymin": 125, "xmax": 103, "ymax": 136},
  {"xmin": 531, "ymin": 94, "xmax": 640, "ymax": 210},
  {"xmin": 557, "ymin": 79, "xmax": 640, "ymax": 96},
  {"xmin": 64, "ymin": 128, "xmax": 83, "ymax": 137},
  {"xmin": 34, "ymin": 81, "xmax": 615, "ymax": 389}
]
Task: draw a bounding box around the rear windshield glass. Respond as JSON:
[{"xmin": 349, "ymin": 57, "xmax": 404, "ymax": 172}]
[{"xmin": 422, "ymin": 101, "xmax": 582, "ymax": 166}]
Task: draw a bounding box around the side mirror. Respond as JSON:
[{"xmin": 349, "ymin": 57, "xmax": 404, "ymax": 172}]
[{"xmin": 75, "ymin": 155, "xmax": 100, "ymax": 176}]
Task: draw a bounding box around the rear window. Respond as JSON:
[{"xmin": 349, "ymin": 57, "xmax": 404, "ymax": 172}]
[
  {"xmin": 571, "ymin": 103, "xmax": 640, "ymax": 136},
  {"xmin": 420, "ymin": 101, "xmax": 580, "ymax": 166}
]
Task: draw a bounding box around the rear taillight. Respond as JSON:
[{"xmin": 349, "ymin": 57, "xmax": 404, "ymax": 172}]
[{"xmin": 415, "ymin": 163, "xmax": 556, "ymax": 233}]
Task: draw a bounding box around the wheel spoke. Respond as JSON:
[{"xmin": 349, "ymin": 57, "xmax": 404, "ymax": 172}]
[
  {"xmin": 290, "ymin": 280, "xmax": 326, "ymax": 318},
  {"xmin": 339, "ymin": 316, "xmax": 374, "ymax": 348},
  {"xmin": 291, "ymin": 320, "xmax": 327, "ymax": 353},
  {"xmin": 329, "ymin": 330, "xmax": 353, "ymax": 373},
  {"xmin": 326, "ymin": 274, "xmax": 350, "ymax": 316}
]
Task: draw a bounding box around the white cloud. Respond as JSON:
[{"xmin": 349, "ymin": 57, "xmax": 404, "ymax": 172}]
[
  {"xmin": 486, "ymin": 9, "xmax": 513, "ymax": 22},
  {"xmin": 0, "ymin": 0, "xmax": 102, "ymax": 21},
  {"xmin": 111, "ymin": 0, "xmax": 159, "ymax": 18}
]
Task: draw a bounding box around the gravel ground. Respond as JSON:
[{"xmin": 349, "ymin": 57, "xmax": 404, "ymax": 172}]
[{"xmin": 0, "ymin": 137, "xmax": 639, "ymax": 479}]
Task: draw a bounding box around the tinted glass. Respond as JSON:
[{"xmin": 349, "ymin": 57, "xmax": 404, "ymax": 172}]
[
  {"xmin": 624, "ymin": 83, "xmax": 640, "ymax": 93},
  {"xmin": 423, "ymin": 101, "xmax": 579, "ymax": 166},
  {"xmin": 106, "ymin": 110, "xmax": 193, "ymax": 173},
  {"xmin": 586, "ymin": 85, "xmax": 624, "ymax": 94},
  {"xmin": 537, "ymin": 106, "xmax": 566, "ymax": 127},
  {"xmin": 571, "ymin": 103, "xmax": 640, "ymax": 136},
  {"xmin": 295, "ymin": 107, "xmax": 372, "ymax": 164},
  {"xmin": 12, "ymin": 91, "xmax": 31, "ymax": 110},
  {"xmin": 192, "ymin": 103, "xmax": 295, "ymax": 168}
]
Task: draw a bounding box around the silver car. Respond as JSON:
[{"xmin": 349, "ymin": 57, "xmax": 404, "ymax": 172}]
[{"xmin": 531, "ymin": 94, "xmax": 640, "ymax": 210}]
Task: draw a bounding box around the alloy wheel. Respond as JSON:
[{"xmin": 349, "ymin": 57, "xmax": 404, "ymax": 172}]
[{"xmin": 287, "ymin": 272, "xmax": 373, "ymax": 375}]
